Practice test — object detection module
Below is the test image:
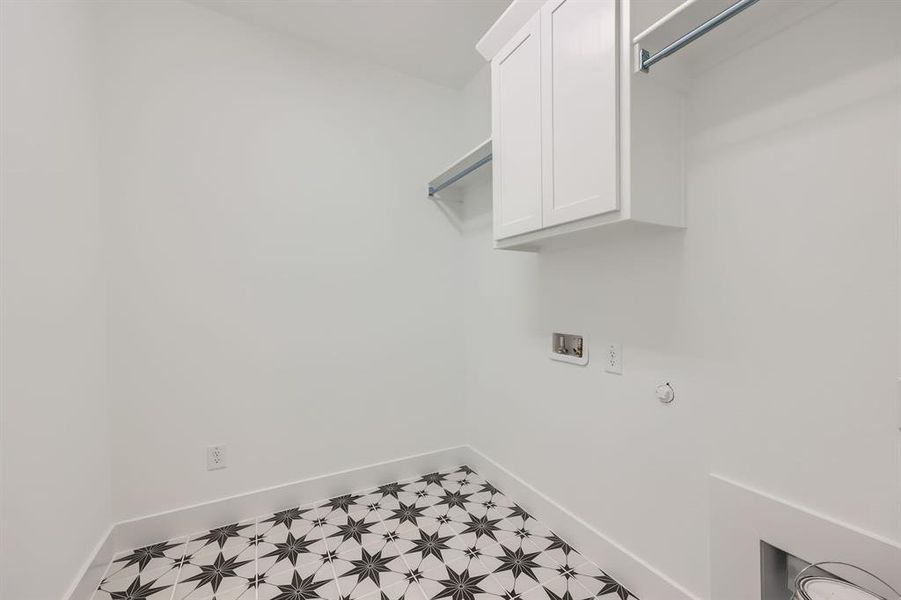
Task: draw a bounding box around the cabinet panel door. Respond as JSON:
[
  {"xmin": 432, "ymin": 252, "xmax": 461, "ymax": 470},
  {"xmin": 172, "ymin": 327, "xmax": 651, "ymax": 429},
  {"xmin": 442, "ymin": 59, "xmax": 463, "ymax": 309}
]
[
  {"xmin": 542, "ymin": 0, "xmax": 618, "ymax": 227},
  {"xmin": 492, "ymin": 14, "xmax": 543, "ymax": 240}
]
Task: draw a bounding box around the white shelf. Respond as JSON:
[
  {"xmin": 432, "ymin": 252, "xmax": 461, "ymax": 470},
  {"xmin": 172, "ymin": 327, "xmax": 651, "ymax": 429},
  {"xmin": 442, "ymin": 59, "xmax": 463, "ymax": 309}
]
[
  {"xmin": 428, "ymin": 138, "xmax": 492, "ymax": 199},
  {"xmin": 633, "ymin": 0, "xmax": 737, "ymax": 47},
  {"xmin": 633, "ymin": 0, "xmax": 837, "ymax": 78}
]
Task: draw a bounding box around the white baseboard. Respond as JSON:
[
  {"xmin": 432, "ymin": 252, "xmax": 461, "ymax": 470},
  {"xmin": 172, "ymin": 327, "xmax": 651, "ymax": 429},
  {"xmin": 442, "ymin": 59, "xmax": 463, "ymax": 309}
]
[
  {"xmin": 112, "ymin": 445, "xmax": 471, "ymax": 551},
  {"xmin": 64, "ymin": 524, "xmax": 116, "ymax": 600},
  {"xmin": 68, "ymin": 444, "xmax": 698, "ymax": 600},
  {"xmin": 460, "ymin": 446, "xmax": 700, "ymax": 600},
  {"xmin": 67, "ymin": 445, "xmax": 470, "ymax": 600}
]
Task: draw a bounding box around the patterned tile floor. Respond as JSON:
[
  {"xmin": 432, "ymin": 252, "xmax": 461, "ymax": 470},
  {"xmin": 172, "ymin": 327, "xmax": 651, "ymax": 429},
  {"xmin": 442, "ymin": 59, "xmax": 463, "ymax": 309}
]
[{"xmin": 93, "ymin": 466, "xmax": 636, "ymax": 600}]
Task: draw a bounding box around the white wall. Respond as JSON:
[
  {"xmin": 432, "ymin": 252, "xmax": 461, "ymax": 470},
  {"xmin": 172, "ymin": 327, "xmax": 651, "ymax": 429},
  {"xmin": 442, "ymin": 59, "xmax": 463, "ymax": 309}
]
[
  {"xmin": 97, "ymin": 0, "xmax": 468, "ymax": 521},
  {"xmin": 0, "ymin": 2, "xmax": 112, "ymax": 600},
  {"xmin": 461, "ymin": 1, "xmax": 901, "ymax": 597},
  {"xmin": 3, "ymin": 2, "xmax": 899, "ymax": 600}
]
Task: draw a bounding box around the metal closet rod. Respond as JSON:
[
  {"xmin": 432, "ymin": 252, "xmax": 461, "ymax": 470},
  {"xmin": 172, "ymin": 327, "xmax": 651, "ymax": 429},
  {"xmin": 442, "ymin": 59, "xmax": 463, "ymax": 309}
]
[
  {"xmin": 428, "ymin": 154, "xmax": 492, "ymax": 197},
  {"xmin": 639, "ymin": 0, "xmax": 760, "ymax": 73}
]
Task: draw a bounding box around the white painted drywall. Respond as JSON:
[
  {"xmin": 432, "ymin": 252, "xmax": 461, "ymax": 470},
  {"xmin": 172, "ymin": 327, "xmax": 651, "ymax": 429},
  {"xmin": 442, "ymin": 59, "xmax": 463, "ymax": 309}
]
[
  {"xmin": 189, "ymin": 0, "xmax": 511, "ymax": 89},
  {"xmin": 461, "ymin": 1, "xmax": 901, "ymax": 597},
  {"xmin": 0, "ymin": 2, "xmax": 112, "ymax": 599},
  {"xmin": 3, "ymin": 2, "xmax": 900, "ymax": 599},
  {"xmin": 97, "ymin": 0, "xmax": 468, "ymax": 521}
]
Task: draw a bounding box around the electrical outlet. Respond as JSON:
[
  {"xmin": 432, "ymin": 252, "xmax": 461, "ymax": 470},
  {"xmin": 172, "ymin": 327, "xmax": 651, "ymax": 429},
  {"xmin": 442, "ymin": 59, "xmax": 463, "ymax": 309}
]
[
  {"xmin": 207, "ymin": 444, "xmax": 227, "ymax": 470},
  {"xmin": 605, "ymin": 343, "xmax": 622, "ymax": 374}
]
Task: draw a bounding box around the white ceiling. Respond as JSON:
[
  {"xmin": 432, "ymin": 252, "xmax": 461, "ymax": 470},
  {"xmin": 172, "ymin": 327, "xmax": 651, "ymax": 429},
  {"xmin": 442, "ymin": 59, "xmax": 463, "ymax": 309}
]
[{"xmin": 190, "ymin": 0, "xmax": 511, "ymax": 88}]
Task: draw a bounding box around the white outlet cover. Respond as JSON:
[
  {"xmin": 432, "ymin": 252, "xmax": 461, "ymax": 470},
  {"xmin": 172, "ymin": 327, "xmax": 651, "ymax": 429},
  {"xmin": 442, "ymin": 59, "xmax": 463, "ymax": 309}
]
[
  {"xmin": 605, "ymin": 343, "xmax": 622, "ymax": 375},
  {"xmin": 207, "ymin": 444, "xmax": 227, "ymax": 471}
]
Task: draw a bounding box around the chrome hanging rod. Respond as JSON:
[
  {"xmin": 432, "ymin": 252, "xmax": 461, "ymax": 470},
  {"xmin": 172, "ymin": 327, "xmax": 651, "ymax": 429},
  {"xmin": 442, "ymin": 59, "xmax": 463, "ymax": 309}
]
[
  {"xmin": 639, "ymin": 0, "xmax": 760, "ymax": 73},
  {"xmin": 428, "ymin": 153, "xmax": 492, "ymax": 197}
]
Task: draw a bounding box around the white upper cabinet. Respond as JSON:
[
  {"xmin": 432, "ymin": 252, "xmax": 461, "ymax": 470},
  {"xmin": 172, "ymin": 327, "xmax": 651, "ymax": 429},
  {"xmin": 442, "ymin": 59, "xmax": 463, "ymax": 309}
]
[
  {"xmin": 478, "ymin": 0, "xmax": 686, "ymax": 250},
  {"xmin": 477, "ymin": 0, "xmax": 834, "ymax": 250},
  {"xmin": 492, "ymin": 14, "xmax": 543, "ymax": 240},
  {"xmin": 541, "ymin": 0, "xmax": 618, "ymax": 227}
]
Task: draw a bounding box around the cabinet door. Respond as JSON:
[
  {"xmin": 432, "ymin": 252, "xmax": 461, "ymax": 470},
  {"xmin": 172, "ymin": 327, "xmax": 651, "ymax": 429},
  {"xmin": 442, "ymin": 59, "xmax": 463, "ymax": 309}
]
[
  {"xmin": 541, "ymin": 0, "xmax": 618, "ymax": 227},
  {"xmin": 492, "ymin": 13, "xmax": 543, "ymax": 240}
]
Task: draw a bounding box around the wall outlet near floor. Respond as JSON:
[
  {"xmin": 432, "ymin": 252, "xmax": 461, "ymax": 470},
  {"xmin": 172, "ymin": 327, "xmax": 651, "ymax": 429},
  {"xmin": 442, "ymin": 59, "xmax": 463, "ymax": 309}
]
[
  {"xmin": 207, "ymin": 444, "xmax": 227, "ymax": 470},
  {"xmin": 605, "ymin": 343, "xmax": 622, "ymax": 374}
]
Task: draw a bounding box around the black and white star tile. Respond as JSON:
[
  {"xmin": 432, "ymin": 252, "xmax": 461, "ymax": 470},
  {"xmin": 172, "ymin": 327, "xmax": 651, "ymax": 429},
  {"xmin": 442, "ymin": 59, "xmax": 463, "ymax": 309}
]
[
  {"xmin": 257, "ymin": 559, "xmax": 340, "ymax": 600},
  {"xmin": 91, "ymin": 467, "xmax": 637, "ymax": 600},
  {"xmin": 102, "ymin": 539, "xmax": 188, "ymax": 584}
]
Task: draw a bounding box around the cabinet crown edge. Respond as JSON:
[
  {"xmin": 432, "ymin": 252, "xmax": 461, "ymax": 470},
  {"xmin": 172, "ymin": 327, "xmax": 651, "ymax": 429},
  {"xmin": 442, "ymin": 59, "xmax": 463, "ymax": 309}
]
[{"xmin": 476, "ymin": 0, "xmax": 544, "ymax": 61}]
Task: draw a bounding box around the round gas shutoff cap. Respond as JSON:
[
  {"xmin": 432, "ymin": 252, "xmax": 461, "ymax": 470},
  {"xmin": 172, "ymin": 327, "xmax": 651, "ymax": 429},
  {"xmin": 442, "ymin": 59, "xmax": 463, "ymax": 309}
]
[{"xmin": 656, "ymin": 383, "xmax": 674, "ymax": 404}]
